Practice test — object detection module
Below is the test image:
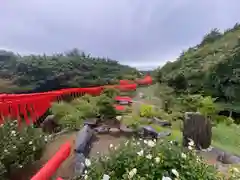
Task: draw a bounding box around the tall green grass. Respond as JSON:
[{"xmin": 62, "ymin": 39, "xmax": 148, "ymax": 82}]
[{"xmin": 212, "ymin": 123, "xmax": 240, "ymax": 156}]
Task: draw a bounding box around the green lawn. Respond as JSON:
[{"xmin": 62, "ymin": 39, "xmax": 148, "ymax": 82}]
[
  {"xmin": 212, "ymin": 123, "xmax": 240, "ymax": 156},
  {"xmin": 152, "ymin": 122, "xmax": 240, "ymax": 156},
  {"xmin": 134, "ymin": 85, "xmax": 240, "ymax": 156}
]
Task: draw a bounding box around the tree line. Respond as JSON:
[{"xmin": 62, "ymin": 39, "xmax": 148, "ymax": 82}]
[{"xmin": 0, "ymin": 48, "xmax": 140, "ymax": 93}]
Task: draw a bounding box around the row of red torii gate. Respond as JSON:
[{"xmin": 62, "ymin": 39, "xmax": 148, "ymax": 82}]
[{"xmin": 0, "ymin": 75, "xmax": 153, "ymax": 180}]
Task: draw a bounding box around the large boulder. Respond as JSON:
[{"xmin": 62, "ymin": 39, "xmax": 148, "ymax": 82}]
[
  {"xmin": 41, "ymin": 115, "xmax": 58, "ymax": 133},
  {"xmin": 217, "ymin": 152, "xmax": 240, "ymax": 164},
  {"xmin": 138, "ymin": 126, "xmax": 171, "ymax": 139},
  {"xmin": 75, "ymin": 125, "xmax": 94, "ymax": 155},
  {"xmin": 183, "ymin": 112, "xmax": 212, "ymax": 149}
]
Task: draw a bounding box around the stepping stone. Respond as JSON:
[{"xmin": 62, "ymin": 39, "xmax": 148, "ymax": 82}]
[
  {"xmin": 84, "ymin": 118, "xmax": 98, "ymax": 127},
  {"xmin": 152, "ymin": 117, "xmax": 172, "ymax": 127},
  {"xmin": 139, "ymin": 126, "xmax": 171, "ymax": 139},
  {"xmin": 139, "ymin": 126, "xmax": 159, "ymax": 139},
  {"xmin": 158, "ymin": 131, "xmax": 171, "ymax": 138},
  {"xmin": 119, "ymin": 124, "xmax": 135, "ymax": 133},
  {"xmin": 94, "ymin": 125, "xmax": 110, "ymax": 134},
  {"xmin": 109, "ymin": 128, "xmax": 120, "ymax": 135}
]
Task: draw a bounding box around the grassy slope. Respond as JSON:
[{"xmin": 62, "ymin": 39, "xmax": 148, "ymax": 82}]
[
  {"xmin": 135, "ymin": 84, "xmax": 240, "ymax": 156},
  {"xmin": 212, "ymin": 124, "xmax": 240, "ymax": 156},
  {"xmin": 160, "ymin": 28, "xmax": 240, "ymax": 80}
]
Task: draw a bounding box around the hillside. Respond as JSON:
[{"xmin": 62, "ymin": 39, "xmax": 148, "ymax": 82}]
[
  {"xmin": 0, "ymin": 49, "xmax": 140, "ymax": 93},
  {"xmin": 158, "ymin": 23, "xmax": 240, "ymax": 108}
]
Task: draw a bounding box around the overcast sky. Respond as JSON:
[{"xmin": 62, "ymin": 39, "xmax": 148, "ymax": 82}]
[{"xmin": 0, "ymin": 0, "xmax": 239, "ymax": 70}]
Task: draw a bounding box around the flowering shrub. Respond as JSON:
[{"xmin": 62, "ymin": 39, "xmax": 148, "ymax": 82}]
[
  {"xmin": 140, "ymin": 104, "xmax": 155, "ymax": 118},
  {"xmin": 74, "ymin": 139, "xmax": 240, "ymax": 180},
  {"xmin": 0, "ymin": 120, "xmax": 48, "ymax": 179}
]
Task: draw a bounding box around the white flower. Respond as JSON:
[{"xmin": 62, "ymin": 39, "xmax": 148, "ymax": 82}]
[
  {"xmin": 19, "ymin": 165, "xmax": 23, "ymax": 168},
  {"xmin": 137, "ymin": 150, "xmax": 144, "ymax": 156},
  {"xmin": 84, "ymin": 170, "xmax": 88, "ymax": 174},
  {"xmin": 116, "ymin": 116, "xmax": 122, "ymax": 121},
  {"xmin": 44, "ymin": 136, "xmax": 48, "ymax": 142},
  {"xmin": 13, "ymin": 146, "xmax": 16, "ymax": 149},
  {"xmin": 85, "ymin": 158, "xmax": 91, "ymax": 167},
  {"xmin": 155, "ymin": 157, "xmax": 160, "ymax": 163},
  {"xmin": 181, "ymin": 153, "xmax": 187, "ymax": 159},
  {"xmin": 29, "ymin": 141, "xmax": 33, "ymax": 145},
  {"xmin": 109, "ymin": 144, "xmax": 113, "ymax": 148},
  {"xmin": 33, "ymin": 146, "xmax": 36, "ymax": 151},
  {"xmin": 144, "ymin": 140, "xmax": 148, "ymax": 144},
  {"xmin": 162, "ymin": 176, "xmax": 172, "ymax": 180},
  {"xmin": 20, "ymin": 137, "xmax": 23, "ymax": 140},
  {"xmin": 128, "ymin": 168, "xmax": 137, "ymax": 178},
  {"xmin": 102, "ymin": 174, "xmax": 110, "ymax": 180},
  {"xmin": 147, "ymin": 140, "xmax": 156, "ymax": 147},
  {"xmin": 188, "ymin": 139, "xmax": 194, "ymax": 146},
  {"xmin": 4, "ymin": 149, "xmax": 8, "ymax": 153},
  {"xmin": 188, "ymin": 146, "xmax": 193, "ymax": 150},
  {"xmin": 139, "ymin": 138, "xmax": 142, "ymax": 141},
  {"xmin": 146, "ymin": 154, "xmax": 152, "ymax": 159},
  {"xmin": 11, "ymin": 130, "xmax": 16, "ymax": 135},
  {"xmin": 171, "ymin": 169, "xmax": 179, "ymax": 177},
  {"xmin": 84, "ymin": 175, "xmax": 88, "ymax": 179},
  {"xmin": 233, "ymin": 167, "xmax": 239, "ymax": 173},
  {"xmin": 137, "ymin": 142, "xmax": 140, "ymax": 145}
]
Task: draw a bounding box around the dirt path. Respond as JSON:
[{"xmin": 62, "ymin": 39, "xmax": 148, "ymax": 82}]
[
  {"xmin": 11, "ymin": 132, "xmax": 77, "ymax": 180},
  {"xmin": 89, "ymin": 135, "xmax": 127, "ymax": 157}
]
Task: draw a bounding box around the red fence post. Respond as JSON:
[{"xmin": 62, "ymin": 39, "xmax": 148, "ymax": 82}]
[{"xmin": 31, "ymin": 142, "xmax": 71, "ymax": 180}]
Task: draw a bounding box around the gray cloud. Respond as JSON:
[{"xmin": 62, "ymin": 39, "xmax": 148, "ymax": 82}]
[{"xmin": 0, "ymin": 0, "xmax": 240, "ymax": 69}]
